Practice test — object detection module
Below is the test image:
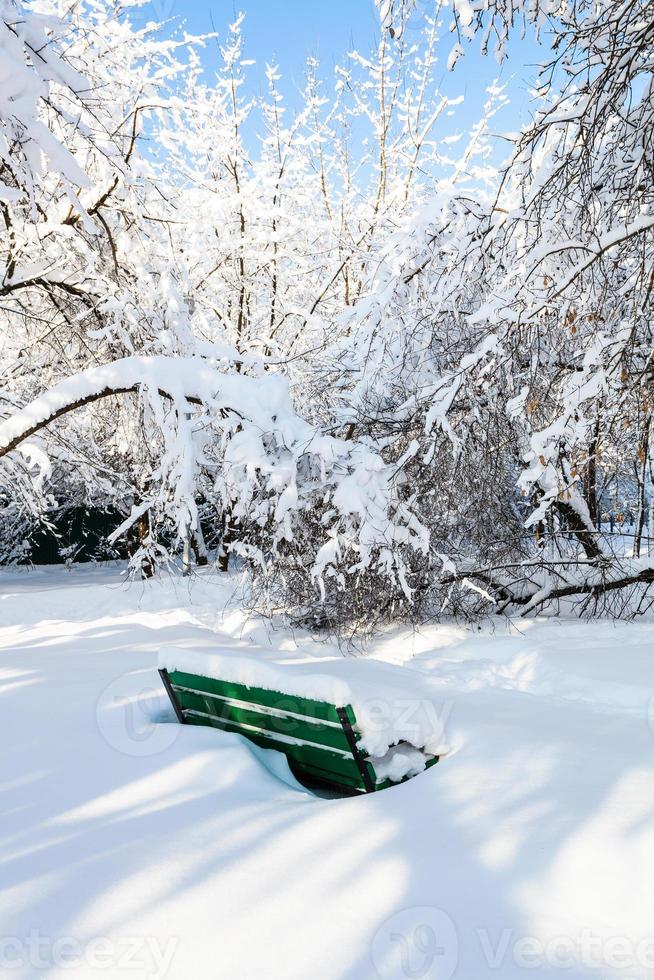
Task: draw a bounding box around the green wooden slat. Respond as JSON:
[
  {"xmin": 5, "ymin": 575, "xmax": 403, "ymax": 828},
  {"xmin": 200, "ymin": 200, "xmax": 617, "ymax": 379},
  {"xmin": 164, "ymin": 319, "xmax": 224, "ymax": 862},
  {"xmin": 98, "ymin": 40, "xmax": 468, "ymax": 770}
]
[
  {"xmin": 172, "ymin": 687, "xmax": 353, "ymax": 753},
  {"xmin": 181, "ymin": 705, "xmax": 353, "ymax": 758},
  {"xmin": 169, "ymin": 670, "xmax": 343, "ymax": 724},
  {"xmin": 274, "ymin": 741, "xmax": 368, "ymax": 783},
  {"xmin": 288, "ymin": 758, "xmax": 368, "ymax": 793}
]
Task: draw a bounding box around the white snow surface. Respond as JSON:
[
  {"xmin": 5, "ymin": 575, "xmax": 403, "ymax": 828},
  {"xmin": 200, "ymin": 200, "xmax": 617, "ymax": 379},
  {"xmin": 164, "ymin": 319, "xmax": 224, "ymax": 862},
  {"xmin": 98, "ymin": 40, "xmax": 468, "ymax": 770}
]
[{"xmin": 2, "ymin": 564, "xmax": 654, "ymax": 979}]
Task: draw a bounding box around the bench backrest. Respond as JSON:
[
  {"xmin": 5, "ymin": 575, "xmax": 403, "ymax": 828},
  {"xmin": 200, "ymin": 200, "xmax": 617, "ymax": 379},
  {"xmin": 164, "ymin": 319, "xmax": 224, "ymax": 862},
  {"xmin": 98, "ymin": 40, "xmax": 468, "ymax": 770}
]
[{"xmin": 160, "ymin": 668, "xmax": 376, "ymax": 793}]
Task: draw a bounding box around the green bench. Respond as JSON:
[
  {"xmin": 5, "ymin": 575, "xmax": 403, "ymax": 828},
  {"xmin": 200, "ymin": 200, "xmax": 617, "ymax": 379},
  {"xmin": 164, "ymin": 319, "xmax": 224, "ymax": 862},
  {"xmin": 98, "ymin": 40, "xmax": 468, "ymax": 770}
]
[{"xmin": 159, "ymin": 668, "xmax": 439, "ymax": 794}]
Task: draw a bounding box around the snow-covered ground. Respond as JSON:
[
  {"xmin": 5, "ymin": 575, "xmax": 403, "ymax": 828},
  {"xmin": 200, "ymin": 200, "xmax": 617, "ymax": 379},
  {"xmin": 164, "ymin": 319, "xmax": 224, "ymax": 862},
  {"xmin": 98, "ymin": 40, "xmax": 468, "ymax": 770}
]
[{"xmin": 2, "ymin": 564, "xmax": 654, "ymax": 980}]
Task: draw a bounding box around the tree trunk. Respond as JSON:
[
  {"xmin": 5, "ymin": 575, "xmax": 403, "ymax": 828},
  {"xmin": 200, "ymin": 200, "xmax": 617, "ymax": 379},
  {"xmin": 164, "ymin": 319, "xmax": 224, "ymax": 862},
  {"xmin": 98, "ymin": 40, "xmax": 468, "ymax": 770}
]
[
  {"xmin": 554, "ymin": 500, "xmax": 604, "ymax": 560},
  {"xmin": 634, "ymin": 415, "xmax": 651, "ymax": 557},
  {"xmin": 191, "ymin": 525, "xmax": 208, "ymax": 567},
  {"xmin": 218, "ymin": 508, "xmax": 232, "ymax": 572},
  {"xmin": 585, "ymin": 416, "xmax": 600, "ymax": 527},
  {"xmin": 126, "ymin": 501, "xmax": 154, "ymax": 578}
]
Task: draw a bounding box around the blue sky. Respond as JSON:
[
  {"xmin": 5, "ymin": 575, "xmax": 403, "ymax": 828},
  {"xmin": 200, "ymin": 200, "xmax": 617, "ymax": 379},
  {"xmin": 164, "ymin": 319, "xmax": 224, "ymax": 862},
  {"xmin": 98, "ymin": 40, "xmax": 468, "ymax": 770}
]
[{"xmin": 141, "ymin": 0, "xmax": 549, "ymax": 156}]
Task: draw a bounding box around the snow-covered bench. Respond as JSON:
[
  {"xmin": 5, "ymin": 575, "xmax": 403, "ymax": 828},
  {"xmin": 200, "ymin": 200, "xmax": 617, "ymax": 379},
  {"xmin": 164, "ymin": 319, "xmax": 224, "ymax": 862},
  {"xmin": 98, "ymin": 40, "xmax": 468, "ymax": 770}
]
[{"xmin": 159, "ymin": 662, "xmax": 440, "ymax": 795}]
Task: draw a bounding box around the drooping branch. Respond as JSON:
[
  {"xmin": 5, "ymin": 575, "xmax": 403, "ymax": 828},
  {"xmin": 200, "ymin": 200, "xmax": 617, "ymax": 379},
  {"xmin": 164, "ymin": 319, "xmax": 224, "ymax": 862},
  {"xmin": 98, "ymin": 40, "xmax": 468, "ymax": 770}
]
[
  {"xmin": 443, "ymin": 559, "xmax": 654, "ymax": 617},
  {"xmin": 517, "ymin": 565, "xmax": 654, "ymax": 615},
  {"xmin": 0, "ymin": 356, "xmax": 245, "ymax": 460},
  {"xmin": 0, "ymin": 384, "xmax": 133, "ymax": 458}
]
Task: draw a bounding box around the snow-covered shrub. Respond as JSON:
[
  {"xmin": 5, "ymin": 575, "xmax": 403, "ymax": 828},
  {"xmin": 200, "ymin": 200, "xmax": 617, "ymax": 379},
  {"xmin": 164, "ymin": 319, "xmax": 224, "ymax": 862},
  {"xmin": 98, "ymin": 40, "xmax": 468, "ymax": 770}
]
[{"xmin": 2, "ymin": 0, "xmax": 654, "ymax": 628}]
